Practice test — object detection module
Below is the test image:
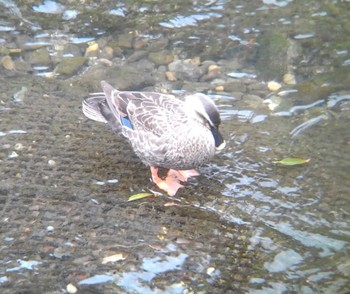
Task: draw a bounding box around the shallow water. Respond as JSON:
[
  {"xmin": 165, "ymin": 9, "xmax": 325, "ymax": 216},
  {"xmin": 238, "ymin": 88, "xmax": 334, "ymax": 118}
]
[{"xmin": 0, "ymin": 0, "xmax": 350, "ymax": 293}]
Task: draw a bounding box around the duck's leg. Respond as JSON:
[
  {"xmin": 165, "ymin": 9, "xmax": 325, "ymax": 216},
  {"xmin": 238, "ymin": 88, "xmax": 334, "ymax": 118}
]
[{"xmin": 150, "ymin": 167, "xmax": 184, "ymax": 196}]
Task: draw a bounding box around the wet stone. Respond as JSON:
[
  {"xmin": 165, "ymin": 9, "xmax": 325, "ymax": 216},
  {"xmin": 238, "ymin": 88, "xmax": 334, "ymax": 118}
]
[
  {"xmin": 148, "ymin": 50, "xmax": 174, "ymax": 65},
  {"xmin": 26, "ymin": 48, "xmax": 51, "ymax": 65},
  {"xmin": 111, "ymin": 33, "xmax": 134, "ymax": 49},
  {"xmin": 63, "ymin": 43, "xmax": 83, "ymax": 58},
  {"xmin": 54, "ymin": 57, "xmax": 87, "ymax": 76},
  {"xmin": 168, "ymin": 60, "xmax": 204, "ymax": 81}
]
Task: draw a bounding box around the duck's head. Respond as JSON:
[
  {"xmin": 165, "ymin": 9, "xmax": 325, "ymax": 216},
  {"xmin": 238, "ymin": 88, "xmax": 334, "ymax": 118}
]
[{"xmin": 185, "ymin": 93, "xmax": 226, "ymax": 150}]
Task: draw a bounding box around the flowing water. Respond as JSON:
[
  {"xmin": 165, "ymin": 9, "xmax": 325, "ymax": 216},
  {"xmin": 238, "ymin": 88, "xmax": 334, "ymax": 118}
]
[{"xmin": 0, "ymin": 0, "xmax": 349, "ymax": 293}]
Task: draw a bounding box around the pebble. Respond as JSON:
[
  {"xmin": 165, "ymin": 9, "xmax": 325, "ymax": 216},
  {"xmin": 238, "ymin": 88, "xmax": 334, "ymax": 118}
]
[
  {"xmin": 14, "ymin": 143, "xmax": 24, "ymax": 150},
  {"xmin": 1, "ymin": 55, "xmax": 15, "ymax": 70},
  {"xmin": 267, "ymin": 81, "xmax": 282, "ymax": 91},
  {"xmin": 8, "ymin": 151, "xmax": 18, "ymax": 159},
  {"xmin": 148, "ymin": 51, "xmax": 174, "ymax": 65},
  {"xmin": 283, "ymin": 73, "xmax": 296, "ymax": 85},
  {"xmin": 85, "ymin": 43, "xmax": 99, "ymax": 57},
  {"xmin": 48, "ymin": 159, "xmax": 56, "ymax": 166},
  {"xmin": 54, "ymin": 57, "xmax": 87, "ymax": 76},
  {"xmin": 215, "ymin": 85, "xmax": 225, "ymax": 92},
  {"xmin": 46, "ymin": 226, "xmax": 54, "ymax": 232},
  {"xmin": 66, "ymin": 283, "xmax": 78, "ymax": 294},
  {"xmin": 13, "ymin": 87, "xmax": 28, "ymax": 102},
  {"xmin": 165, "ymin": 71, "xmax": 177, "ymax": 81},
  {"xmin": 263, "ymin": 95, "xmax": 282, "ymax": 111},
  {"xmin": 27, "ymin": 48, "xmax": 51, "ymax": 65},
  {"xmin": 101, "ymin": 46, "xmax": 114, "ymax": 59},
  {"xmin": 206, "ymin": 267, "xmax": 215, "ymax": 275}
]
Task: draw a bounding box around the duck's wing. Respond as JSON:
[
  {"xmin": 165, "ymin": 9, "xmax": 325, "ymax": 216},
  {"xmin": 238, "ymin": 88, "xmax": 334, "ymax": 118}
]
[
  {"xmin": 101, "ymin": 81, "xmax": 187, "ymax": 137},
  {"xmin": 126, "ymin": 92, "xmax": 186, "ymax": 137}
]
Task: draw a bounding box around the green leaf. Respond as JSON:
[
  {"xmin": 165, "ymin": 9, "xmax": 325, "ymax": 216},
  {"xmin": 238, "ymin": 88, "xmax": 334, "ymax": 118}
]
[
  {"xmin": 128, "ymin": 192, "xmax": 154, "ymax": 202},
  {"xmin": 273, "ymin": 157, "xmax": 310, "ymax": 166}
]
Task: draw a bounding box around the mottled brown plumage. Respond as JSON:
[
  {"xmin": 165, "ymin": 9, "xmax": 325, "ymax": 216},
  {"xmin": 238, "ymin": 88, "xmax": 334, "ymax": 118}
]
[{"xmin": 82, "ymin": 81, "xmax": 225, "ymax": 195}]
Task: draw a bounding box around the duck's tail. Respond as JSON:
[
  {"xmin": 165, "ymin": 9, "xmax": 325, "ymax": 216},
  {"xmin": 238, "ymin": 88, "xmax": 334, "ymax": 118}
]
[{"xmin": 82, "ymin": 94, "xmax": 108, "ymax": 123}]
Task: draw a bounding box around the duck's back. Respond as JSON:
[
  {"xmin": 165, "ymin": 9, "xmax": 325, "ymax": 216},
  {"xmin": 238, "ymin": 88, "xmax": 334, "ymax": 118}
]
[{"xmin": 109, "ymin": 92, "xmax": 212, "ymax": 169}]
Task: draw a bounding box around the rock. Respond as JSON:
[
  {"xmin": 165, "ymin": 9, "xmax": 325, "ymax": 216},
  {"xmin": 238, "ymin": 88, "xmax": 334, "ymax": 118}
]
[
  {"xmin": 165, "ymin": 71, "xmax": 177, "ymax": 81},
  {"xmin": 54, "ymin": 57, "xmax": 87, "ymax": 76},
  {"xmin": 283, "ymin": 73, "xmax": 296, "ymax": 85},
  {"xmin": 127, "ymin": 50, "xmax": 148, "ymax": 63},
  {"xmin": 148, "ymin": 51, "xmax": 174, "ymax": 65},
  {"xmin": 85, "ymin": 43, "xmax": 99, "ymax": 58},
  {"xmin": 62, "ymin": 44, "xmax": 82, "ymax": 57},
  {"xmin": 256, "ymin": 32, "xmax": 290, "ymax": 81},
  {"xmin": 104, "ymin": 62, "xmax": 155, "ymax": 90},
  {"xmin": 66, "ymin": 283, "xmax": 78, "ymax": 294},
  {"xmin": 147, "ymin": 37, "xmax": 169, "ymax": 52},
  {"xmin": 27, "ymin": 48, "xmax": 51, "ymax": 65},
  {"xmin": 13, "ymin": 59, "xmax": 32, "ymax": 73},
  {"xmin": 200, "ymin": 65, "xmax": 221, "ymax": 82},
  {"xmin": 1, "ymin": 55, "xmax": 15, "ymax": 70},
  {"xmin": 100, "ymin": 46, "xmax": 114, "ymax": 59},
  {"xmin": 111, "ymin": 33, "xmax": 134, "ymax": 49},
  {"xmin": 221, "ymin": 80, "xmax": 247, "ymax": 93},
  {"xmin": 168, "ymin": 60, "xmax": 204, "ymax": 81},
  {"xmin": 267, "ymin": 81, "xmax": 282, "ymax": 91}
]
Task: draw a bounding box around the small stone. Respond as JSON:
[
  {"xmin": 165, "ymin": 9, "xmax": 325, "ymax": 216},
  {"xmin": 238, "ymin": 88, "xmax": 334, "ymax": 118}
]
[
  {"xmin": 1, "ymin": 55, "xmax": 15, "ymax": 70},
  {"xmin": 14, "ymin": 143, "xmax": 24, "ymax": 150},
  {"xmin": 48, "ymin": 159, "xmax": 56, "ymax": 166},
  {"xmin": 8, "ymin": 151, "xmax": 18, "ymax": 158},
  {"xmin": 200, "ymin": 64, "xmax": 221, "ymax": 82},
  {"xmin": 283, "ymin": 73, "xmax": 296, "ymax": 85},
  {"xmin": 215, "ymin": 85, "xmax": 224, "ymax": 92},
  {"xmin": 148, "ymin": 51, "xmax": 174, "ymax": 65},
  {"xmin": 102, "ymin": 253, "xmax": 125, "ymax": 264},
  {"xmin": 206, "ymin": 267, "xmax": 215, "ymax": 275},
  {"xmin": 101, "ymin": 46, "xmax": 114, "ymax": 59},
  {"xmin": 263, "ymin": 95, "xmax": 282, "ymax": 111},
  {"xmin": 85, "ymin": 43, "xmax": 99, "ymax": 57},
  {"xmin": 46, "ymin": 226, "xmax": 54, "ymax": 232},
  {"xmin": 113, "ymin": 33, "xmax": 134, "ymax": 48},
  {"xmin": 208, "ymin": 64, "xmax": 220, "ymax": 72},
  {"xmin": 267, "ymin": 81, "xmax": 282, "ymax": 91},
  {"xmin": 97, "ymin": 58, "xmax": 113, "ymax": 66},
  {"xmin": 190, "ymin": 56, "xmax": 201, "ymax": 65},
  {"xmin": 54, "ymin": 57, "xmax": 87, "ymax": 76},
  {"xmin": 27, "ymin": 48, "xmax": 51, "ymax": 65},
  {"xmin": 168, "ymin": 60, "xmax": 203, "ymax": 81},
  {"xmin": 66, "ymin": 283, "xmax": 78, "ymax": 294},
  {"xmin": 107, "ymin": 179, "xmax": 119, "ymax": 184},
  {"xmin": 13, "ymin": 87, "xmax": 28, "ymax": 102},
  {"xmin": 165, "ymin": 71, "xmax": 177, "ymax": 81}
]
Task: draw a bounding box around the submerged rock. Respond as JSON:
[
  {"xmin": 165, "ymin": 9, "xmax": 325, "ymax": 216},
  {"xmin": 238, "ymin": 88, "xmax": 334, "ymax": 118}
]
[
  {"xmin": 168, "ymin": 60, "xmax": 204, "ymax": 81},
  {"xmin": 54, "ymin": 57, "xmax": 87, "ymax": 76}
]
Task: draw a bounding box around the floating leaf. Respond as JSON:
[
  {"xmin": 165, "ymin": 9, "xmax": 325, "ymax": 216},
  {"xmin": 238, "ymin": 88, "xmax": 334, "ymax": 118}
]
[
  {"xmin": 128, "ymin": 192, "xmax": 154, "ymax": 202},
  {"xmin": 273, "ymin": 157, "xmax": 310, "ymax": 166}
]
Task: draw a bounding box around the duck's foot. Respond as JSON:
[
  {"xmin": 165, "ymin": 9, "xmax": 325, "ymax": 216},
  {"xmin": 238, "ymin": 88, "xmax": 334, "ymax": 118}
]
[
  {"xmin": 150, "ymin": 167, "xmax": 200, "ymax": 196},
  {"xmin": 150, "ymin": 167, "xmax": 184, "ymax": 196}
]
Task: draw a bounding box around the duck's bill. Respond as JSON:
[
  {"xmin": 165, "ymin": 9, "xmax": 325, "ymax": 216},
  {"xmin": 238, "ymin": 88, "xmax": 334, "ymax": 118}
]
[{"xmin": 215, "ymin": 140, "xmax": 226, "ymax": 151}]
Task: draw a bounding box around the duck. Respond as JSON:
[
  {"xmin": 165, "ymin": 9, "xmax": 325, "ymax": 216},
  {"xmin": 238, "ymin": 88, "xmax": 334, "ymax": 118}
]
[{"xmin": 82, "ymin": 81, "xmax": 225, "ymax": 196}]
